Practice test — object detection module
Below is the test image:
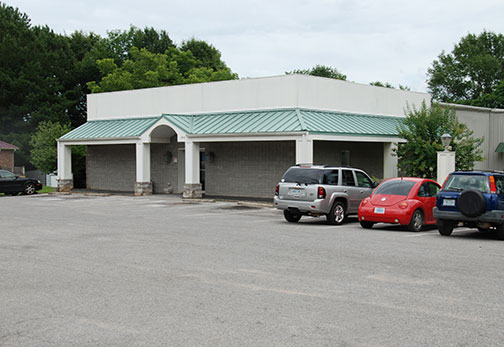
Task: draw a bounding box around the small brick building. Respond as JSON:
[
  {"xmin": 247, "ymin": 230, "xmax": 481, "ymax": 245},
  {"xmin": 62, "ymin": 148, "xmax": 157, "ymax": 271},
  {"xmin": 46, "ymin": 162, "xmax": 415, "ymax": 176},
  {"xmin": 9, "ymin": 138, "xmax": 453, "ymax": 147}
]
[
  {"xmin": 0, "ymin": 140, "xmax": 18, "ymax": 172},
  {"xmin": 58, "ymin": 75, "xmax": 432, "ymax": 198}
]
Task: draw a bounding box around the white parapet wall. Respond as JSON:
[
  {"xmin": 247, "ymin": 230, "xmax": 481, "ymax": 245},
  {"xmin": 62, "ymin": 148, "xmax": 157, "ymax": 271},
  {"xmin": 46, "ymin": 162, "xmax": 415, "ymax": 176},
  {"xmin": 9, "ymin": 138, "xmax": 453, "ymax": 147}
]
[{"xmin": 87, "ymin": 74, "xmax": 431, "ymax": 121}]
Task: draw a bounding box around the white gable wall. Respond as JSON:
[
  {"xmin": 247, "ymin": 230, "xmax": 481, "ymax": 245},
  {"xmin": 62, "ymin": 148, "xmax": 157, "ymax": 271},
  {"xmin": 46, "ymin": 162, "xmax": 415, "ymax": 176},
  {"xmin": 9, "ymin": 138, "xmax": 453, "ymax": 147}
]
[{"xmin": 87, "ymin": 74, "xmax": 430, "ymax": 121}]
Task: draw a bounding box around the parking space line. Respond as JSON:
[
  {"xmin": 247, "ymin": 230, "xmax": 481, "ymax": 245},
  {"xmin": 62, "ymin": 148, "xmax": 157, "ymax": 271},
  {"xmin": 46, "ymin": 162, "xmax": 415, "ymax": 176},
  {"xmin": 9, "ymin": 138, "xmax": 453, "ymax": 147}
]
[
  {"xmin": 188, "ymin": 209, "xmax": 274, "ymax": 217},
  {"xmin": 404, "ymin": 232, "xmax": 436, "ymax": 237}
]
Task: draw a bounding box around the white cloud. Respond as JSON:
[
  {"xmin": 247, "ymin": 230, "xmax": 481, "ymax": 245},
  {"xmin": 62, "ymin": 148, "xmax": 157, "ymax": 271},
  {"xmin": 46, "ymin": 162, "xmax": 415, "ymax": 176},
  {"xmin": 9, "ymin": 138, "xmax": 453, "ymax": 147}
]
[{"xmin": 5, "ymin": 0, "xmax": 504, "ymax": 92}]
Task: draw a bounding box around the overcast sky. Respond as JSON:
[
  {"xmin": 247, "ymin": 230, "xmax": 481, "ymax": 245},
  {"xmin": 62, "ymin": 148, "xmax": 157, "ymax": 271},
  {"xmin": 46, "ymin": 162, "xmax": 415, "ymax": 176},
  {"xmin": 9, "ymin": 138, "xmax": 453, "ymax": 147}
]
[{"xmin": 6, "ymin": 0, "xmax": 504, "ymax": 92}]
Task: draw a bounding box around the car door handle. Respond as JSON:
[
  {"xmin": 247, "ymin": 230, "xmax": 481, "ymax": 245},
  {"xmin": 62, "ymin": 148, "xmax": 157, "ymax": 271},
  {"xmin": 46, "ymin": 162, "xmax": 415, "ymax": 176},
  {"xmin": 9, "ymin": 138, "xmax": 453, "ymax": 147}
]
[
  {"xmin": 360, "ymin": 190, "xmax": 365, "ymax": 194},
  {"xmin": 344, "ymin": 189, "xmax": 348, "ymax": 193}
]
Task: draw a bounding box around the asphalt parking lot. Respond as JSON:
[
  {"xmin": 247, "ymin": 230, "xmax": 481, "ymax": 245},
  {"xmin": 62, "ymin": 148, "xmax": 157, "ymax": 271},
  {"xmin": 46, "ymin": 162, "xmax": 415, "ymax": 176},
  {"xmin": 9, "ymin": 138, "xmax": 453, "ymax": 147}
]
[{"xmin": 1, "ymin": 193, "xmax": 503, "ymax": 346}]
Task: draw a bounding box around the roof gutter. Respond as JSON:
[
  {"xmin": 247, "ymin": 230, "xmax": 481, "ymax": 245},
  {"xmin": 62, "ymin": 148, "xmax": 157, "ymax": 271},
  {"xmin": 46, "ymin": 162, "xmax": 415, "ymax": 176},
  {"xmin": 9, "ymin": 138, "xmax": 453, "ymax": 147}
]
[{"xmin": 186, "ymin": 131, "xmax": 308, "ymax": 139}]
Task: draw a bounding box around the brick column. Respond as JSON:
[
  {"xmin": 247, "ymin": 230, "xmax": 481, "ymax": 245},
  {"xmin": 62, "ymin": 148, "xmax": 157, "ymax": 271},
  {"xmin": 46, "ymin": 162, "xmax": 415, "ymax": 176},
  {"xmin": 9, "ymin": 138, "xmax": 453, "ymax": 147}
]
[
  {"xmin": 58, "ymin": 179, "xmax": 73, "ymax": 192},
  {"xmin": 135, "ymin": 182, "xmax": 153, "ymax": 196}
]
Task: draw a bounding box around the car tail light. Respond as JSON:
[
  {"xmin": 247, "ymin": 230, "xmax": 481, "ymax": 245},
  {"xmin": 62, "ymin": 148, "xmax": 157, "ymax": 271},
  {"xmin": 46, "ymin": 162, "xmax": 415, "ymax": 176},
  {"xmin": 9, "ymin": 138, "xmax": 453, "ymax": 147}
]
[
  {"xmin": 398, "ymin": 202, "xmax": 408, "ymax": 209},
  {"xmin": 275, "ymin": 185, "xmax": 279, "ymax": 196},
  {"xmin": 317, "ymin": 186, "xmax": 326, "ymax": 199},
  {"xmin": 360, "ymin": 198, "xmax": 369, "ymax": 206},
  {"xmin": 489, "ymin": 176, "xmax": 497, "ymax": 194}
]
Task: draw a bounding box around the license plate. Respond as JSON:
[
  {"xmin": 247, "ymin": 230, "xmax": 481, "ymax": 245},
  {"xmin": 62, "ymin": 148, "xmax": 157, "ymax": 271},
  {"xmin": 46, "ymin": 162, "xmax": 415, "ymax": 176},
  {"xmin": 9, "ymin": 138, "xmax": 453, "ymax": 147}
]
[
  {"xmin": 288, "ymin": 188, "xmax": 303, "ymax": 197},
  {"xmin": 443, "ymin": 199, "xmax": 456, "ymax": 206},
  {"xmin": 374, "ymin": 207, "xmax": 385, "ymax": 214}
]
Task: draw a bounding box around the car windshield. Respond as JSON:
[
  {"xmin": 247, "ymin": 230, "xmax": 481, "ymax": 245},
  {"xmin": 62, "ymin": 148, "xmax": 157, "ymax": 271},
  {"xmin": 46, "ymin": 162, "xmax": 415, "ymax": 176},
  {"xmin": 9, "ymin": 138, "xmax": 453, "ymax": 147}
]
[
  {"xmin": 0, "ymin": 170, "xmax": 16, "ymax": 179},
  {"xmin": 282, "ymin": 168, "xmax": 322, "ymax": 184},
  {"xmin": 443, "ymin": 174, "xmax": 490, "ymax": 193},
  {"xmin": 374, "ymin": 180, "xmax": 416, "ymax": 196}
]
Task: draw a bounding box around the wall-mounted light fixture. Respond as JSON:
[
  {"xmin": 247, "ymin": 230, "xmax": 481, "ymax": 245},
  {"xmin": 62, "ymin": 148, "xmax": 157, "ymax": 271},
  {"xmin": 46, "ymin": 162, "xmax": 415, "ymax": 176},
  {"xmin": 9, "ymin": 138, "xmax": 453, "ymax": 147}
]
[
  {"xmin": 165, "ymin": 150, "xmax": 173, "ymax": 163},
  {"xmin": 208, "ymin": 152, "xmax": 215, "ymax": 163}
]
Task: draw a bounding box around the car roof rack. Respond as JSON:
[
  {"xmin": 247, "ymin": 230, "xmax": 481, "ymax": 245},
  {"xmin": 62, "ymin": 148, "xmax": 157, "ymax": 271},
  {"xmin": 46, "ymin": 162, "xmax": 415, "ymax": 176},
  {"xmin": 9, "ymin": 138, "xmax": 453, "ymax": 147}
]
[
  {"xmin": 294, "ymin": 163, "xmax": 324, "ymax": 167},
  {"xmin": 455, "ymin": 169, "xmax": 504, "ymax": 174}
]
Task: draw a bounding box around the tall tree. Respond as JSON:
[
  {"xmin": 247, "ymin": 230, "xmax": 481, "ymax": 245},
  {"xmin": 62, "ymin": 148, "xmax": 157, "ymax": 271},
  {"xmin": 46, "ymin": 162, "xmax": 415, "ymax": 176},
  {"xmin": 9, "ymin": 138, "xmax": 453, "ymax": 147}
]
[
  {"xmin": 0, "ymin": 4, "xmax": 79, "ymax": 166},
  {"xmin": 88, "ymin": 46, "xmax": 238, "ymax": 93},
  {"xmin": 286, "ymin": 65, "xmax": 347, "ymax": 80},
  {"xmin": 395, "ymin": 102, "xmax": 483, "ymax": 179},
  {"xmin": 370, "ymin": 81, "xmax": 394, "ymax": 88},
  {"xmin": 30, "ymin": 121, "xmax": 86, "ymax": 187},
  {"xmin": 180, "ymin": 38, "xmax": 227, "ymax": 71},
  {"xmin": 104, "ymin": 26, "xmax": 176, "ymax": 65},
  {"xmin": 427, "ymin": 31, "xmax": 504, "ymax": 107}
]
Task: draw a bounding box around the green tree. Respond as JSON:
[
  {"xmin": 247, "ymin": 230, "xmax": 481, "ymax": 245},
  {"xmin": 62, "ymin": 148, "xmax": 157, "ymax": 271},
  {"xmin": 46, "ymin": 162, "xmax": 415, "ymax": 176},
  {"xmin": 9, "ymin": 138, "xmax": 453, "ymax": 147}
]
[
  {"xmin": 286, "ymin": 65, "xmax": 347, "ymax": 80},
  {"xmin": 88, "ymin": 47, "xmax": 180, "ymax": 92},
  {"xmin": 30, "ymin": 121, "xmax": 71, "ymax": 174},
  {"xmin": 395, "ymin": 102, "xmax": 484, "ymax": 179},
  {"xmin": 29, "ymin": 121, "xmax": 86, "ymax": 186},
  {"xmin": 103, "ymin": 26, "xmax": 175, "ymax": 65},
  {"xmin": 88, "ymin": 46, "xmax": 238, "ymax": 93},
  {"xmin": 0, "ymin": 4, "xmax": 82, "ymax": 166},
  {"xmin": 427, "ymin": 31, "xmax": 504, "ymax": 107},
  {"xmin": 370, "ymin": 81, "xmax": 394, "ymax": 88},
  {"xmin": 180, "ymin": 38, "xmax": 227, "ymax": 71}
]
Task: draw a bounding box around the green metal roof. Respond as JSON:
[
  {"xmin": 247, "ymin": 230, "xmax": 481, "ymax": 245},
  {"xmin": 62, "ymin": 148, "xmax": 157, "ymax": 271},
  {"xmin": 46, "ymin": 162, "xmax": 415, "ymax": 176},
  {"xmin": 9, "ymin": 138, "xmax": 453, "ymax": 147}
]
[
  {"xmin": 163, "ymin": 109, "xmax": 303, "ymax": 134},
  {"xmin": 60, "ymin": 108, "xmax": 404, "ymax": 141},
  {"xmin": 496, "ymin": 142, "xmax": 504, "ymax": 153},
  {"xmin": 300, "ymin": 109, "xmax": 402, "ymax": 136},
  {"xmin": 60, "ymin": 117, "xmax": 160, "ymax": 140},
  {"xmin": 163, "ymin": 109, "xmax": 403, "ymax": 136}
]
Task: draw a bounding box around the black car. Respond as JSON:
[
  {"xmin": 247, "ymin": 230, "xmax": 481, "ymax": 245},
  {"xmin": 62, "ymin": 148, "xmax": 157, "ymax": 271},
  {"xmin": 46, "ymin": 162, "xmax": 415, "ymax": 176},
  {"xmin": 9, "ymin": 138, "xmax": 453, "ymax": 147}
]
[{"xmin": 0, "ymin": 169, "xmax": 43, "ymax": 195}]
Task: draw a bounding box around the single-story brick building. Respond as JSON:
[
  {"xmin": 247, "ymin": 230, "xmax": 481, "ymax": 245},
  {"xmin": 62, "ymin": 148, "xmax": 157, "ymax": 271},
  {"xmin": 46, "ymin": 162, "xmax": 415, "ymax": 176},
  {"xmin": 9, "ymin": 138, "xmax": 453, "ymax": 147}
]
[
  {"xmin": 57, "ymin": 74, "xmax": 432, "ymax": 198},
  {"xmin": 0, "ymin": 140, "xmax": 19, "ymax": 172}
]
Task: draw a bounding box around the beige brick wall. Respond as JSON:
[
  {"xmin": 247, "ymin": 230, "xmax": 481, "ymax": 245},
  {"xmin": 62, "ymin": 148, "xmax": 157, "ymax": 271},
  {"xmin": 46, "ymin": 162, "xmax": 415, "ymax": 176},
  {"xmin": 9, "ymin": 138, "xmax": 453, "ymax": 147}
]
[
  {"xmin": 86, "ymin": 143, "xmax": 181, "ymax": 193},
  {"xmin": 314, "ymin": 141, "xmax": 384, "ymax": 179},
  {"xmin": 85, "ymin": 140, "xmax": 385, "ymax": 197},
  {"xmin": 203, "ymin": 141, "xmax": 295, "ymax": 198},
  {"xmin": 87, "ymin": 145, "xmax": 136, "ymax": 192}
]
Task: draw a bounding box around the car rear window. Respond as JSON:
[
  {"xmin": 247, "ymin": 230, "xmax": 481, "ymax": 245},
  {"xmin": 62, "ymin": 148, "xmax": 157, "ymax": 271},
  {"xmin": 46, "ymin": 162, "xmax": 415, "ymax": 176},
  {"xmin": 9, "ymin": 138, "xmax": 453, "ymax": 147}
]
[
  {"xmin": 443, "ymin": 174, "xmax": 490, "ymax": 193},
  {"xmin": 375, "ymin": 180, "xmax": 416, "ymax": 196},
  {"xmin": 282, "ymin": 168, "xmax": 322, "ymax": 184}
]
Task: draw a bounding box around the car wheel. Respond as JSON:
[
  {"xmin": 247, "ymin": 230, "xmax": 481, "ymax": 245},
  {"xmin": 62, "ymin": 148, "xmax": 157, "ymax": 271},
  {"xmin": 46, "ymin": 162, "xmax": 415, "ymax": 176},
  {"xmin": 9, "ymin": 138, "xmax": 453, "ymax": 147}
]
[
  {"xmin": 408, "ymin": 209, "xmax": 424, "ymax": 232},
  {"xmin": 360, "ymin": 221, "xmax": 374, "ymax": 229},
  {"xmin": 326, "ymin": 201, "xmax": 346, "ymax": 225},
  {"xmin": 24, "ymin": 182, "xmax": 36, "ymax": 195},
  {"xmin": 283, "ymin": 209, "xmax": 301, "ymax": 223},
  {"xmin": 437, "ymin": 219, "xmax": 455, "ymax": 236},
  {"xmin": 458, "ymin": 189, "xmax": 486, "ymax": 218}
]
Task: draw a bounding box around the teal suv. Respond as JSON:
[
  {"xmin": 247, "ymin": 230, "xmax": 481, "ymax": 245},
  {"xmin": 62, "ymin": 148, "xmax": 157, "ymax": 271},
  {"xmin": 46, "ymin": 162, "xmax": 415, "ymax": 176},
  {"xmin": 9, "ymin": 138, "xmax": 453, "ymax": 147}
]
[{"xmin": 433, "ymin": 171, "xmax": 504, "ymax": 239}]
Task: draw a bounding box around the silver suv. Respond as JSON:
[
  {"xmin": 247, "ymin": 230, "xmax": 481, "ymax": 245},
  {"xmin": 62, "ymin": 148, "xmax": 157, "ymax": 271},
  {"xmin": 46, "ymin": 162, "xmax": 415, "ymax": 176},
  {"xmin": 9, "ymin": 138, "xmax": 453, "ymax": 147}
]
[{"xmin": 274, "ymin": 165, "xmax": 377, "ymax": 225}]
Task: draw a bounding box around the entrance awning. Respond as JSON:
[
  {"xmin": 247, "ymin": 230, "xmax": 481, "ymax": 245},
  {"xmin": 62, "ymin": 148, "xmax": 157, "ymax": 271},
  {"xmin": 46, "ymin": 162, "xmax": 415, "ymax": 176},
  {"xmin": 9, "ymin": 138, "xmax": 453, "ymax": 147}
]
[
  {"xmin": 496, "ymin": 142, "xmax": 504, "ymax": 152},
  {"xmin": 60, "ymin": 108, "xmax": 405, "ymax": 142}
]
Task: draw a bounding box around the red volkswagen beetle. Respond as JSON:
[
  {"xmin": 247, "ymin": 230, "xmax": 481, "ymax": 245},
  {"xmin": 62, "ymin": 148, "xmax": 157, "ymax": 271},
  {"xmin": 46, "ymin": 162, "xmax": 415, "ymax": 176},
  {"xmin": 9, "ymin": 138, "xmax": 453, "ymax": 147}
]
[{"xmin": 358, "ymin": 177, "xmax": 441, "ymax": 232}]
